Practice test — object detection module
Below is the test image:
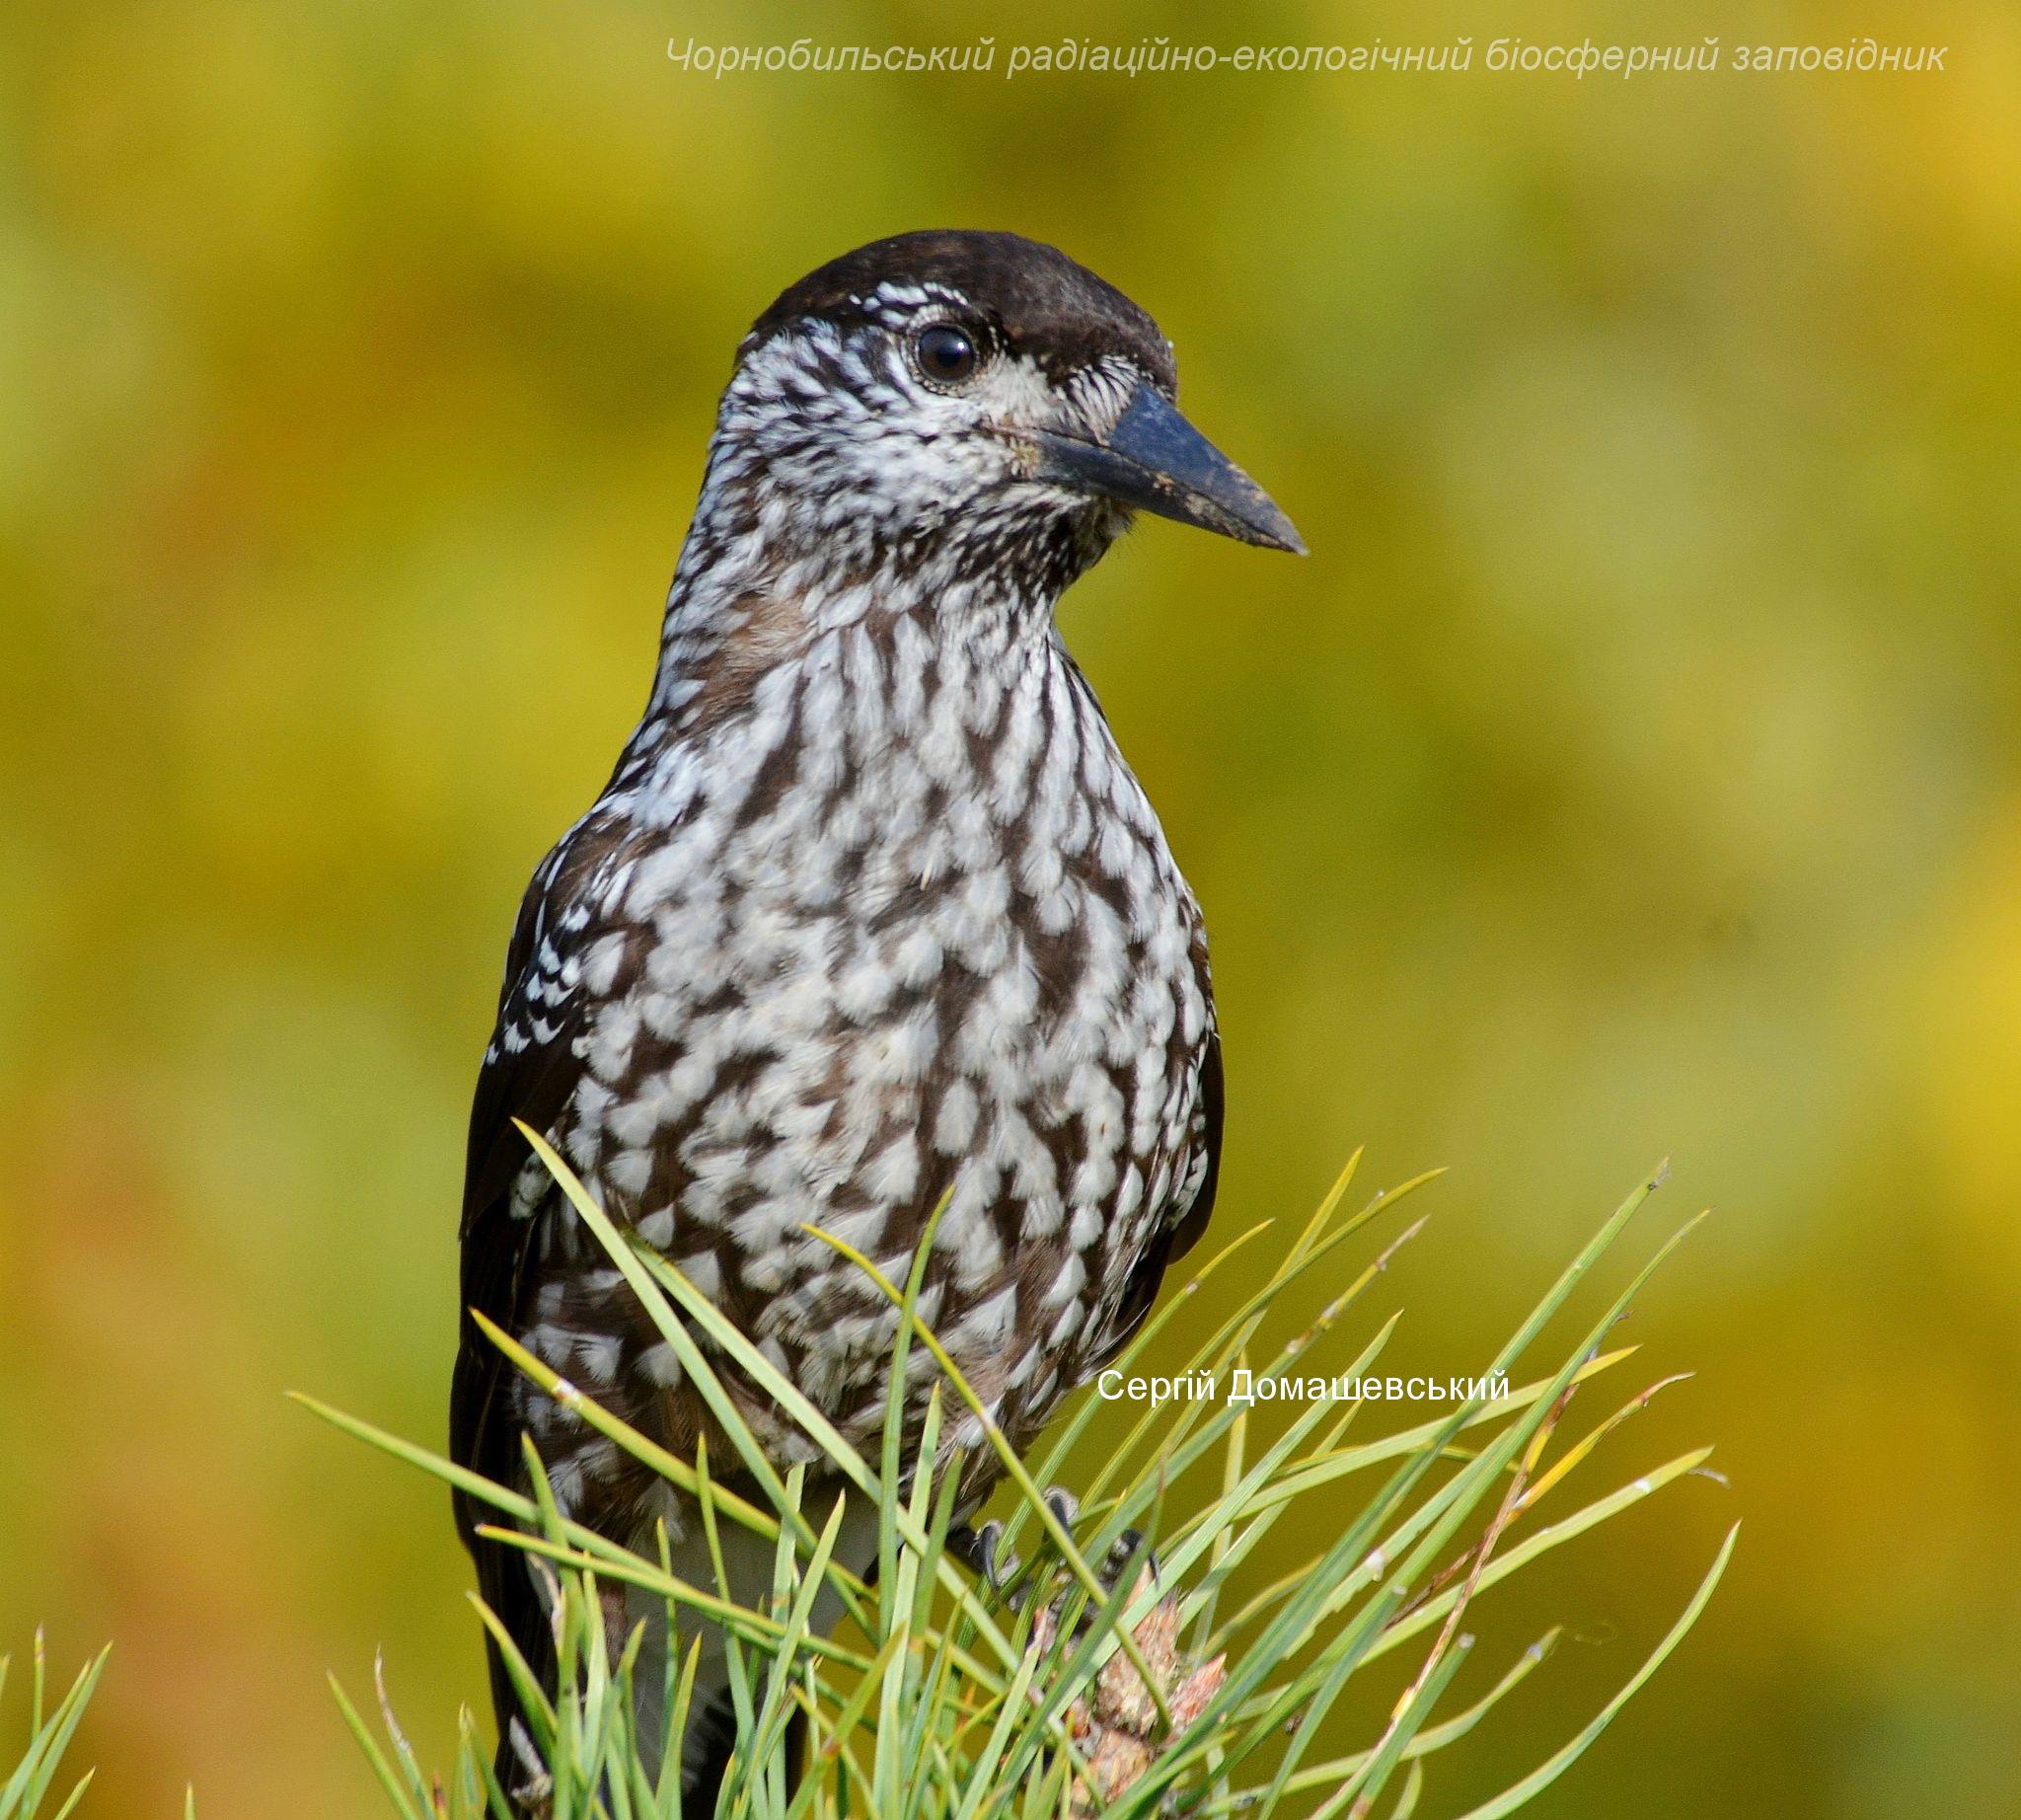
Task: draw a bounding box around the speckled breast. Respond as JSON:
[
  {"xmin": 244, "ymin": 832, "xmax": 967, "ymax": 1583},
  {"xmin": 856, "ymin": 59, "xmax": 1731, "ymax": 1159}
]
[{"xmin": 517, "ymin": 618, "xmax": 1213, "ymax": 1510}]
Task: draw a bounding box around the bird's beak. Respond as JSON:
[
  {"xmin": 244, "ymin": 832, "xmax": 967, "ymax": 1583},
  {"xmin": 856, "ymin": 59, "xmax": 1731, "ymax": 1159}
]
[{"xmin": 1027, "ymin": 384, "xmax": 1306, "ymax": 555}]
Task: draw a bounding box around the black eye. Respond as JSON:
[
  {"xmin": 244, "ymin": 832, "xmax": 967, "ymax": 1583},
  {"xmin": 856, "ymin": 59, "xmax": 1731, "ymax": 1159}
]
[{"xmin": 915, "ymin": 323, "xmax": 981, "ymax": 385}]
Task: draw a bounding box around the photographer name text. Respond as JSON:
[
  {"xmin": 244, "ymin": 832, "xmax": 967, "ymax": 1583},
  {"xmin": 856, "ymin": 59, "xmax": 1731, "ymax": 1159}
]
[{"xmin": 1097, "ymin": 1368, "xmax": 1514, "ymax": 1407}]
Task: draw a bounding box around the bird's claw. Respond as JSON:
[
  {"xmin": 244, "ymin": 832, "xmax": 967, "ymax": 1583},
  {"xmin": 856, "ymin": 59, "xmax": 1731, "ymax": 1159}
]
[
  {"xmin": 1045, "ymin": 1487, "xmax": 1160, "ymax": 1595},
  {"xmin": 951, "ymin": 1489, "xmax": 1159, "ymax": 1606},
  {"xmin": 949, "ymin": 1518, "xmax": 1024, "ymax": 1595},
  {"xmin": 1099, "ymin": 1525, "xmax": 1159, "ymax": 1594}
]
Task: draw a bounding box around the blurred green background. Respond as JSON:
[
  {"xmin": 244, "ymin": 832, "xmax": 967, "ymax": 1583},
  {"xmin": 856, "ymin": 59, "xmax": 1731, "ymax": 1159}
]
[{"xmin": 4, "ymin": 0, "xmax": 2019, "ymax": 1813}]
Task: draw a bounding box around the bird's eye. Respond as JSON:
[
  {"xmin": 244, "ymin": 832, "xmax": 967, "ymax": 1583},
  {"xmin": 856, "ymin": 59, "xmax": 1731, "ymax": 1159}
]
[{"xmin": 914, "ymin": 324, "xmax": 982, "ymax": 386}]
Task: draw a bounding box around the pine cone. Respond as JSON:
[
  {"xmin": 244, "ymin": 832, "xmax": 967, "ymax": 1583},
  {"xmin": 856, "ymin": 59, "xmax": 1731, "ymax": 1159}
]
[{"xmin": 1029, "ymin": 1571, "xmax": 1228, "ymax": 1817}]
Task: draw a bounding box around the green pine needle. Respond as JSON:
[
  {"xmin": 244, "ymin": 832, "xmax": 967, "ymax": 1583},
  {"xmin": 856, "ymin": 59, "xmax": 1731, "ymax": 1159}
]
[{"xmin": 6, "ymin": 1156, "xmax": 1730, "ymax": 1819}]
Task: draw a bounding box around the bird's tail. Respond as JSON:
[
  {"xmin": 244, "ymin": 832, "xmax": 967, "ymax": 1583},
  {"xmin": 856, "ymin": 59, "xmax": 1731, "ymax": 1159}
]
[
  {"xmin": 678, "ymin": 1686, "xmax": 741, "ymax": 1814},
  {"xmin": 675, "ymin": 1676, "xmax": 808, "ymax": 1813},
  {"xmin": 485, "ymin": 1652, "xmax": 804, "ymax": 1816}
]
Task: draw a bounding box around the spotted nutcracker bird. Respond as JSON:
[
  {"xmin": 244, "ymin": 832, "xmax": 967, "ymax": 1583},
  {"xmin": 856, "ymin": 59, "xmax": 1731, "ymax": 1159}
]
[{"xmin": 450, "ymin": 229, "xmax": 1302, "ymax": 1805}]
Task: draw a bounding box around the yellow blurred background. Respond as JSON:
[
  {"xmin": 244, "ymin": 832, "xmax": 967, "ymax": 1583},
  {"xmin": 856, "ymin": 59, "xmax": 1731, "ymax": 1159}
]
[{"xmin": 4, "ymin": 1, "xmax": 2019, "ymax": 1814}]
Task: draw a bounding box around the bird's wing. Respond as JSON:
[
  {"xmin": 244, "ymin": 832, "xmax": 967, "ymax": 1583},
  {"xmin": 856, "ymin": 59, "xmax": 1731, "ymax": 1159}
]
[
  {"xmin": 1090, "ymin": 979, "xmax": 1224, "ymax": 1371},
  {"xmin": 1166, "ymin": 1019, "xmax": 1225, "ymax": 1265},
  {"xmin": 449, "ymin": 810, "xmax": 642, "ymax": 1735}
]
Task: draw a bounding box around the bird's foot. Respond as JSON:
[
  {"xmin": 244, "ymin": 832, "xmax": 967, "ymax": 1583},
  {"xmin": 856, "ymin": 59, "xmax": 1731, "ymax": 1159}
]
[
  {"xmin": 950, "ymin": 1487, "xmax": 1159, "ymax": 1607},
  {"xmin": 1095, "ymin": 1524, "xmax": 1159, "ymax": 1598},
  {"xmin": 1039, "ymin": 1487, "xmax": 1161, "ymax": 1597},
  {"xmin": 948, "ymin": 1516, "xmax": 1025, "ymax": 1598}
]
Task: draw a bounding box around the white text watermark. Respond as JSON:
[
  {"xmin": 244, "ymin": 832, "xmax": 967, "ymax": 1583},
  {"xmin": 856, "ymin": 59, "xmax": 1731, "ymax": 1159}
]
[
  {"xmin": 1096, "ymin": 1367, "xmax": 1514, "ymax": 1408},
  {"xmin": 666, "ymin": 38, "xmax": 1950, "ymax": 81}
]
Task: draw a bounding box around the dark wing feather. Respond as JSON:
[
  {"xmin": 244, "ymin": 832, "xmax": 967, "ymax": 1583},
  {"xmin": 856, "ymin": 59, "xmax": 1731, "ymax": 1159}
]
[
  {"xmin": 449, "ymin": 816, "xmax": 638, "ymax": 1749},
  {"xmin": 1091, "ymin": 1018, "xmax": 1224, "ymax": 1371}
]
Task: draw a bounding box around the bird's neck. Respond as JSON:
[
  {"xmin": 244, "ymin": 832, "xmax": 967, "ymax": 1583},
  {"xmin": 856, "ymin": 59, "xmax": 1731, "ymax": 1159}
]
[{"xmin": 610, "ymin": 525, "xmax": 1087, "ymax": 802}]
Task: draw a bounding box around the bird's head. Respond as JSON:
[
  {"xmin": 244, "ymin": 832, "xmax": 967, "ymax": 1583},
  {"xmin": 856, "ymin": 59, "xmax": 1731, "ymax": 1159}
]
[{"xmin": 689, "ymin": 231, "xmax": 1303, "ymax": 604}]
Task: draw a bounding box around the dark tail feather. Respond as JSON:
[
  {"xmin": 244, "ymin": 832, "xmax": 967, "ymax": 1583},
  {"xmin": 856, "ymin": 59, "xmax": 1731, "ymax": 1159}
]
[
  {"xmin": 681, "ymin": 1690, "xmax": 806, "ymax": 1817},
  {"xmin": 489, "ymin": 1716, "xmax": 544, "ymax": 1820},
  {"xmin": 483, "ymin": 1683, "xmax": 802, "ymax": 1818},
  {"xmin": 465, "ymin": 1513, "xmax": 556, "ymax": 1815},
  {"xmin": 680, "ymin": 1688, "xmax": 739, "ymax": 1816}
]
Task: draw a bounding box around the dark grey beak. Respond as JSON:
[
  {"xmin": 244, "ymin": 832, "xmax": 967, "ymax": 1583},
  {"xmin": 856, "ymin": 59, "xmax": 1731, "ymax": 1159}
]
[{"xmin": 1029, "ymin": 385, "xmax": 1306, "ymax": 554}]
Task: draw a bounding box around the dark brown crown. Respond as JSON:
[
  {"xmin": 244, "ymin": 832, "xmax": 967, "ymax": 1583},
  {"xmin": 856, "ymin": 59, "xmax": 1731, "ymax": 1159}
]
[{"xmin": 749, "ymin": 230, "xmax": 1177, "ymax": 394}]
